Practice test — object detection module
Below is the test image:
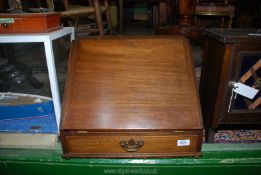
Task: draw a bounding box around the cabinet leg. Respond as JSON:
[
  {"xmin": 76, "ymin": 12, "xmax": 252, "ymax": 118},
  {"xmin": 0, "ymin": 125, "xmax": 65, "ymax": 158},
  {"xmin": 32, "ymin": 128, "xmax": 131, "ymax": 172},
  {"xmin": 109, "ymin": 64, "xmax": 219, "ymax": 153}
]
[{"xmin": 205, "ymin": 128, "xmax": 215, "ymax": 143}]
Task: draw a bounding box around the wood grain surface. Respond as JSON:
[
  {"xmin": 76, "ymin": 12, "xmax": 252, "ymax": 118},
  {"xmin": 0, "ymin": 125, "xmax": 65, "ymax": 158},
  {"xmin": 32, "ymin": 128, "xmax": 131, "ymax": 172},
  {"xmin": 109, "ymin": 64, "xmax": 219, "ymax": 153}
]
[{"xmin": 61, "ymin": 36, "xmax": 202, "ymax": 131}]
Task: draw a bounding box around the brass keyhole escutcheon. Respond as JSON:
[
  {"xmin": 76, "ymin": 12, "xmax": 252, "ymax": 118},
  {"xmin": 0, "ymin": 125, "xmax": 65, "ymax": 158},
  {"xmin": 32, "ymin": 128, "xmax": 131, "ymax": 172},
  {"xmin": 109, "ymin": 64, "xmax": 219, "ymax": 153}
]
[
  {"xmin": 2, "ymin": 23, "xmax": 9, "ymax": 28},
  {"xmin": 120, "ymin": 139, "xmax": 144, "ymax": 152}
]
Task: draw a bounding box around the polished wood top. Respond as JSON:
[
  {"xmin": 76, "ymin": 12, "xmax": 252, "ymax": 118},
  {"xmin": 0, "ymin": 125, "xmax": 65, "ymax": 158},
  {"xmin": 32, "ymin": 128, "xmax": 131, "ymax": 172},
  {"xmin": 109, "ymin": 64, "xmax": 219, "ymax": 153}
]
[{"xmin": 61, "ymin": 36, "xmax": 202, "ymax": 131}]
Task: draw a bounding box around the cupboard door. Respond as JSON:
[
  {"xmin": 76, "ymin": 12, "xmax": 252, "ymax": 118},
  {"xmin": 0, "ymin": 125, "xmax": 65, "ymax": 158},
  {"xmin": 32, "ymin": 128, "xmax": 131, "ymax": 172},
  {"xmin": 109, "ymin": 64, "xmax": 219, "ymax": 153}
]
[{"xmin": 222, "ymin": 45, "xmax": 261, "ymax": 124}]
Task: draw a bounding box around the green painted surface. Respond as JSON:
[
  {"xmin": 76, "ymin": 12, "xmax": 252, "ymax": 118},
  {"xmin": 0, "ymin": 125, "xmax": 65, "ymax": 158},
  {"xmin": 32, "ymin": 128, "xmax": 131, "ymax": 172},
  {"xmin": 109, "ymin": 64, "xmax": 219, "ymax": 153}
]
[
  {"xmin": 0, "ymin": 162, "xmax": 8, "ymax": 175},
  {"xmin": 0, "ymin": 143, "xmax": 261, "ymax": 175},
  {"xmin": 4, "ymin": 162, "xmax": 261, "ymax": 175}
]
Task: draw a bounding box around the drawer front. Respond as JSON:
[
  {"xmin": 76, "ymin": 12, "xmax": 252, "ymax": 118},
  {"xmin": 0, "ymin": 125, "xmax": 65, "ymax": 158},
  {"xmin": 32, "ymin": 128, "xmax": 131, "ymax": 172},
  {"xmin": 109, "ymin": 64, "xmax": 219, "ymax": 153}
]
[{"xmin": 62, "ymin": 132, "xmax": 202, "ymax": 157}]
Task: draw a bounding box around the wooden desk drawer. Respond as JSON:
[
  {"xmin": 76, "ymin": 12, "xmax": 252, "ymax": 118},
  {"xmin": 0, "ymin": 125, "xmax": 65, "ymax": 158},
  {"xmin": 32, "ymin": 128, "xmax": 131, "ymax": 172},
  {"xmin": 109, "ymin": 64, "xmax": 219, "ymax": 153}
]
[{"xmin": 61, "ymin": 131, "xmax": 202, "ymax": 158}]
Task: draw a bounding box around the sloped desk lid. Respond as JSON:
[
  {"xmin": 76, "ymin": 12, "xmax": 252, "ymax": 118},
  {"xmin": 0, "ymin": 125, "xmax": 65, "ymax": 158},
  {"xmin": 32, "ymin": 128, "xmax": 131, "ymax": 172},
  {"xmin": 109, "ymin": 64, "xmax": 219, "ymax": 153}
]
[{"xmin": 61, "ymin": 36, "xmax": 203, "ymax": 131}]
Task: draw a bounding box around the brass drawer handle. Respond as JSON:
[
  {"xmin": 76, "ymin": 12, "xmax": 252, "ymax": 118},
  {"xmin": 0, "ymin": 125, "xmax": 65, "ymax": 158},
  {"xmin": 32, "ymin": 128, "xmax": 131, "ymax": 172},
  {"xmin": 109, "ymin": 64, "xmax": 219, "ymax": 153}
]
[{"xmin": 120, "ymin": 139, "xmax": 144, "ymax": 152}]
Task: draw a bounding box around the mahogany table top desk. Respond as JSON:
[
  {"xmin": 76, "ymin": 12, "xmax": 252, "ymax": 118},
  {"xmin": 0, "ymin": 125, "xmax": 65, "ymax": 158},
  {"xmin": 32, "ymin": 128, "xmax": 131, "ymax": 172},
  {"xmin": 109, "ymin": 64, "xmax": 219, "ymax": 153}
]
[{"xmin": 60, "ymin": 36, "xmax": 203, "ymax": 158}]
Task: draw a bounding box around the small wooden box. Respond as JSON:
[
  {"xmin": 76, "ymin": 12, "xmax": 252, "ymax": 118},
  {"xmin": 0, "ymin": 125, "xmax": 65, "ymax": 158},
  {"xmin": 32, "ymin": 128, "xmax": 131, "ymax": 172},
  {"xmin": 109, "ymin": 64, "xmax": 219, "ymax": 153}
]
[
  {"xmin": 0, "ymin": 12, "xmax": 61, "ymax": 33},
  {"xmin": 61, "ymin": 36, "xmax": 203, "ymax": 158}
]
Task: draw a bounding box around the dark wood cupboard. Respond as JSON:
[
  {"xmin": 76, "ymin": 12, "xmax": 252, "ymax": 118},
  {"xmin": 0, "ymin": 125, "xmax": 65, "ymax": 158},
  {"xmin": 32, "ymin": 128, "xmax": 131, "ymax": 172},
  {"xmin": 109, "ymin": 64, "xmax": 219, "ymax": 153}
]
[{"xmin": 199, "ymin": 29, "xmax": 261, "ymax": 142}]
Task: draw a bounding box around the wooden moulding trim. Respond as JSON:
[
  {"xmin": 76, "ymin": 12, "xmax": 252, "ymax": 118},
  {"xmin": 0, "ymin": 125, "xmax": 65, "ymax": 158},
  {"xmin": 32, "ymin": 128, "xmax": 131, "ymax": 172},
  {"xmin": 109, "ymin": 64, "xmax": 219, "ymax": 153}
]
[
  {"xmin": 212, "ymin": 44, "xmax": 233, "ymax": 128},
  {"xmin": 62, "ymin": 152, "xmax": 202, "ymax": 159},
  {"xmin": 61, "ymin": 129, "xmax": 203, "ymax": 135},
  {"xmin": 60, "ymin": 40, "xmax": 78, "ymax": 130},
  {"xmin": 183, "ymin": 37, "xmax": 204, "ymax": 130},
  {"xmin": 194, "ymin": 12, "xmax": 234, "ymax": 17}
]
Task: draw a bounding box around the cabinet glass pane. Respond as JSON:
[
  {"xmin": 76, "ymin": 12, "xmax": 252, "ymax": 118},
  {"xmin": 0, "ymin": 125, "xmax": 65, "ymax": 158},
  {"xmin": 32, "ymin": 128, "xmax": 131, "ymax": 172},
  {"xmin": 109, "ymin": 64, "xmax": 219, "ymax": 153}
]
[{"xmin": 232, "ymin": 55, "xmax": 261, "ymax": 111}]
